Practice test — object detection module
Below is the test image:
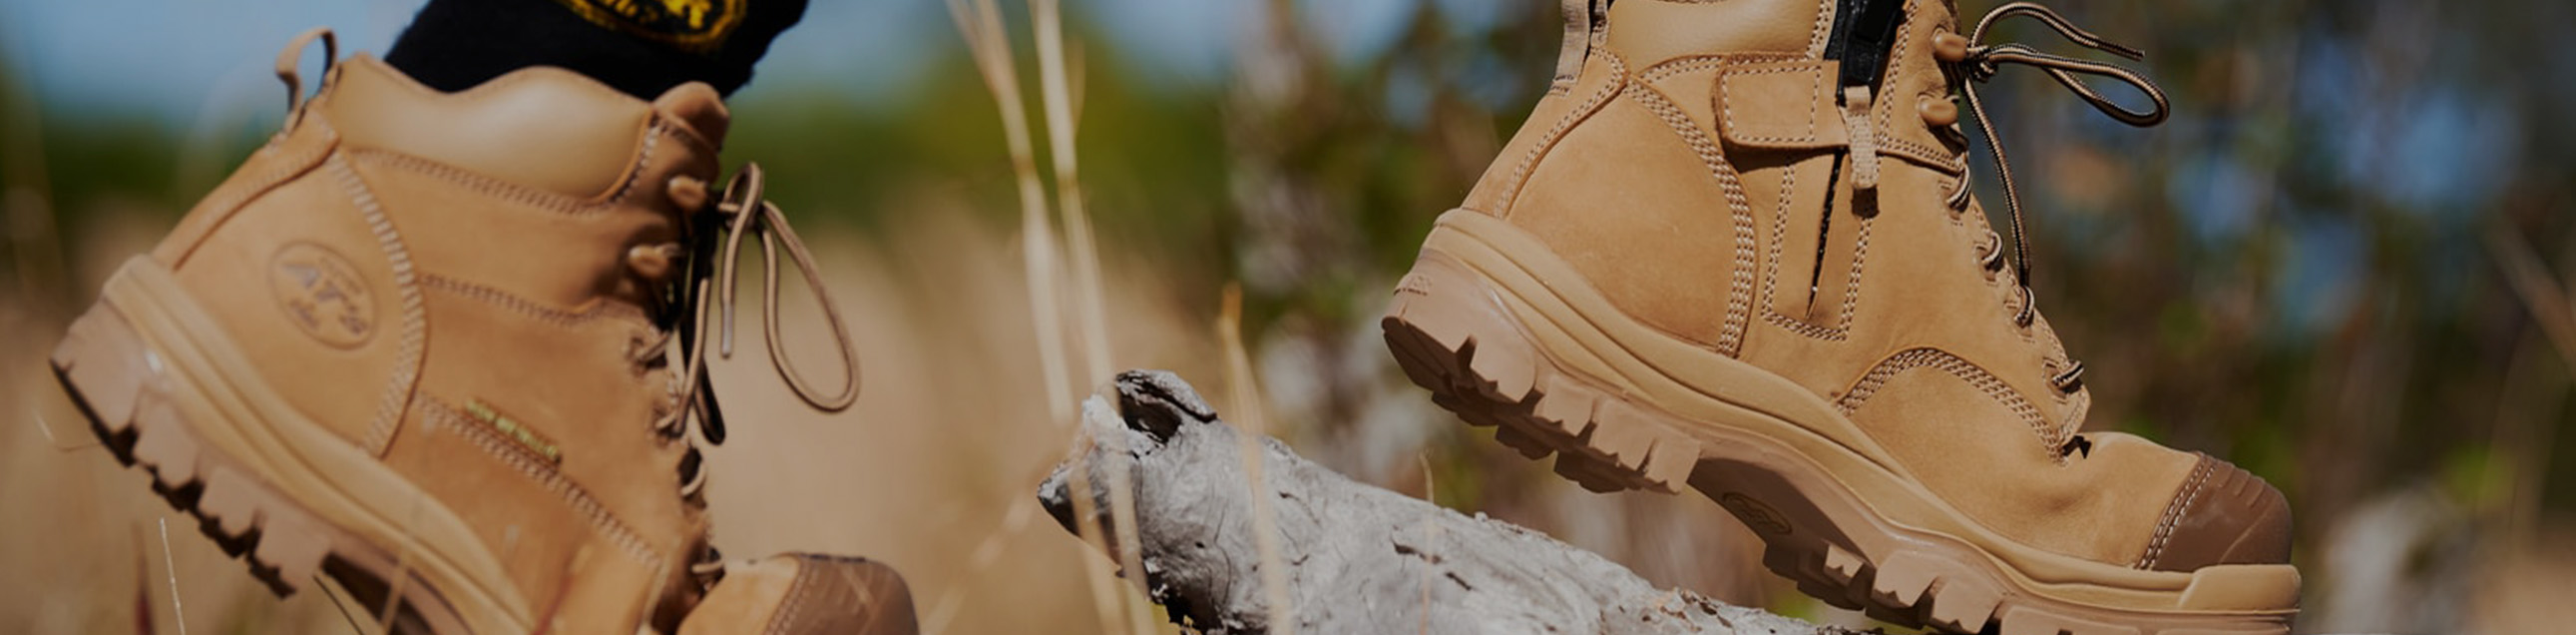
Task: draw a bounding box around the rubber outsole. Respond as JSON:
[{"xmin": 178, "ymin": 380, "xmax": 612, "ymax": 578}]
[
  {"xmin": 1383, "ymin": 240, "xmax": 2294, "ymax": 635},
  {"xmin": 53, "ymin": 262, "xmax": 489, "ymax": 635}
]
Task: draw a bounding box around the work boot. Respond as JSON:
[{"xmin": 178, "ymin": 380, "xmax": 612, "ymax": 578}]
[
  {"xmin": 51, "ymin": 29, "xmax": 858, "ymax": 634},
  {"xmin": 1381, "ymin": 1, "xmax": 2296, "ymax": 633},
  {"xmin": 676, "ymin": 553, "xmax": 918, "ymax": 635}
]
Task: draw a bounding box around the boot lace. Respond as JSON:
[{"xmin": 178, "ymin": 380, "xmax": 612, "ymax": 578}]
[
  {"xmin": 1934, "ymin": 1, "xmax": 2170, "ymax": 395},
  {"xmin": 627, "ymin": 164, "xmax": 862, "ymax": 578}
]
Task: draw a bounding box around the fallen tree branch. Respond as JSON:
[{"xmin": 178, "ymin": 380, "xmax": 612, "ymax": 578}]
[{"xmin": 1038, "ymin": 369, "xmax": 1854, "ymax": 635}]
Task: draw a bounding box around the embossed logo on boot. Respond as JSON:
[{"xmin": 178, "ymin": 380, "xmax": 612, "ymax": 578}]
[
  {"xmin": 1719, "ymin": 492, "xmax": 1794, "ymax": 535},
  {"xmin": 270, "ymin": 243, "xmax": 377, "ymax": 348}
]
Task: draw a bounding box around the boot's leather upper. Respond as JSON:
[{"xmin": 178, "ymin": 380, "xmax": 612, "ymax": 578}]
[
  {"xmin": 150, "ymin": 46, "xmax": 852, "ymax": 630},
  {"xmin": 676, "ymin": 553, "xmax": 918, "ymax": 635},
  {"xmin": 1463, "ymin": 0, "xmax": 2287, "ymax": 572}
]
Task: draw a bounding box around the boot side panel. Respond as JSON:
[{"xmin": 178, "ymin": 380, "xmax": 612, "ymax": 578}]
[
  {"xmin": 152, "ymin": 119, "xmax": 341, "ymax": 267},
  {"xmin": 1503, "ymin": 87, "xmax": 1753, "ymax": 351},
  {"xmin": 161, "ymin": 153, "xmax": 414, "ymax": 449},
  {"xmin": 383, "ymin": 277, "xmax": 702, "ymax": 631},
  {"xmin": 1461, "ymin": 51, "xmax": 1625, "ymax": 218}
]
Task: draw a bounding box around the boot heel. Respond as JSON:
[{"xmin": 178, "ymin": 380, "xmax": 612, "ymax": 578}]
[
  {"xmin": 52, "ymin": 260, "xmax": 475, "ymax": 634},
  {"xmin": 53, "ymin": 291, "xmax": 334, "ymax": 597},
  {"xmin": 1382, "ymin": 252, "xmax": 1701, "ymax": 493}
]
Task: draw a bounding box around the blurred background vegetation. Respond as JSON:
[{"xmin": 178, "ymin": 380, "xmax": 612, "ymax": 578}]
[{"xmin": 5, "ymin": 0, "xmax": 2574, "ymax": 633}]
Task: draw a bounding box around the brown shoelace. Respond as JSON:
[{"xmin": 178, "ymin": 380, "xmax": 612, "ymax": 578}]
[
  {"xmin": 638, "ymin": 164, "xmax": 861, "ymax": 481},
  {"xmin": 1935, "ymin": 1, "xmax": 2170, "ymax": 394}
]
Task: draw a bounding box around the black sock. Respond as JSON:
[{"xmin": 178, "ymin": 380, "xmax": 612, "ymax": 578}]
[{"xmin": 384, "ymin": 0, "xmax": 807, "ymax": 99}]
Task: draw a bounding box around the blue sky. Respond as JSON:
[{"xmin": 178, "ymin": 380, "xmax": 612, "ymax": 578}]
[{"xmin": 0, "ymin": 0, "xmax": 1479, "ymax": 125}]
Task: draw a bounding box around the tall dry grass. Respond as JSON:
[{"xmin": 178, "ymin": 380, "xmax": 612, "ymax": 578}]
[{"xmin": 939, "ymin": 1, "xmax": 1166, "ymax": 633}]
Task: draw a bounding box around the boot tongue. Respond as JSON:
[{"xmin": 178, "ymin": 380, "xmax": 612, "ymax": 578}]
[{"xmin": 652, "ymin": 82, "xmax": 731, "ymax": 148}]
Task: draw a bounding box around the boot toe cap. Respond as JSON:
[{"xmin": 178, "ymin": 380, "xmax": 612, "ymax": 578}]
[{"xmin": 2143, "ymin": 456, "xmax": 2293, "ymax": 571}]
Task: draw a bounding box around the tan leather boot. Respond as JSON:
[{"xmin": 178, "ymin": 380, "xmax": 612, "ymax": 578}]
[
  {"xmin": 676, "ymin": 553, "xmax": 918, "ymax": 635},
  {"xmin": 51, "ymin": 29, "xmax": 857, "ymax": 634},
  {"xmin": 1382, "ymin": 2, "xmax": 2297, "ymax": 633}
]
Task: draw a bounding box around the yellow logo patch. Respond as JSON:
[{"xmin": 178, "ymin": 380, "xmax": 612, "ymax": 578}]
[
  {"xmin": 553, "ymin": 0, "xmax": 746, "ymax": 51},
  {"xmin": 464, "ymin": 399, "xmax": 565, "ymax": 466}
]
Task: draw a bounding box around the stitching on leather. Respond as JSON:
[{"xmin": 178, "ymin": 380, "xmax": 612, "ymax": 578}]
[
  {"xmin": 1498, "ymin": 54, "xmax": 1629, "ymax": 217},
  {"xmin": 1757, "ymin": 160, "xmax": 1851, "ymax": 341},
  {"xmin": 326, "ymin": 154, "xmax": 427, "ymax": 456},
  {"xmin": 653, "ymin": 112, "xmax": 720, "ymax": 155},
  {"xmin": 1625, "ymin": 83, "xmax": 1757, "ymax": 356},
  {"xmin": 608, "ymin": 120, "xmax": 662, "ymax": 206},
  {"xmin": 1759, "ymin": 221, "xmax": 1871, "ymax": 340},
  {"xmin": 420, "ymin": 274, "xmax": 652, "ymax": 328},
  {"xmin": 174, "ymin": 120, "xmax": 340, "ymax": 265},
  {"xmin": 347, "ymin": 151, "xmax": 625, "ymax": 216},
  {"xmin": 1719, "ymin": 63, "xmax": 1828, "ymax": 145},
  {"xmin": 1837, "ymin": 347, "xmax": 2057, "ymax": 454},
  {"xmin": 1808, "ymin": 0, "xmax": 1834, "ymax": 57},
  {"xmin": 2137, "ymin": 454, "xmax": 2216, "ymax": 570},
  {"xmin": 1638, "ymin": 53, "xmax": 1805, "ymax": 85},
  {"xmin": 419, "ymin": 398, "xmax": 662, "ymax": 568},
  {"xmin": 1641, "ymin": 54, "xmax": 1763, "ymax": 83},
  {"xmin": 1759, "ymin": 162, "xmax": 1800, "ymax": 332},
  {"xmin": 1872, "ymin": 0, "xmax": 1949, "ymax": 164},
  {"xmin": 771, "ymin": 558, "xmax": 819, "ymax": 635}
]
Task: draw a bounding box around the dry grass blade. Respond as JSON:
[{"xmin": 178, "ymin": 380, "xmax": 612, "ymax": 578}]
[
  {"xmin": 1026, "ymin": 3, "xmax": 1150, "ymax": 632},
  {"xmin": 942, "ymin": 1, "xmax": 1131, "ymax": 633},
  {"xmin": 2482, "ymin": 225, "xmax": 2574, "ymax": 543},
  {"xmin": 1417, "ymin": 452, "xmax": 1438, "ymax": 635},
  {"xmin": 316, "ymin": 575, "xmax": 380, "ymax": 635},
  {"xmin": 32, "ymin": 406, "xmax": 103, "ymax": 451},
  {"xmin": 1, "ymin": 55, "xmax": 72, "ymax": 310},
  {"xmin": 2488, "ymin": 225, "xmax": 2576, "ymax": 364},
  {"xmin": 1219, "ymin": 285, "xmax": 1296, "ymax": 635},
  {"xmin": 945, "ymin": 0, "xmax": 1074, "ymax": 416},
  {"xmin": 157, "ymin": 517, "xmax": 190, "ymax": 635}
]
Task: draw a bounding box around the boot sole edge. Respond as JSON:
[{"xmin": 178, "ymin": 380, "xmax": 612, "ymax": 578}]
[
  {"xmin": 1383, "ymin": 210, "xmax": 2298, "ymax": 635},
  {"xmin": 53, "ymin": 256, "xmax": 531, "ymax": 635}
]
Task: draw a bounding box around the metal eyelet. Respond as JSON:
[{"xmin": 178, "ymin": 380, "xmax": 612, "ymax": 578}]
[
  {"xmin": 676, "ymin": 444, "xmax": 707, "ymax": 498},
  {"xmin": 2049, "ymin": 359, "xmax": 2086, "ymax": 393},
  {"xmin": 1978, "ymin": 231, "xmax": 2006, "ymax": 277},
  {"xmin": 2013, "ymin": 286, "xmax": 2038, "ymax": 328}
]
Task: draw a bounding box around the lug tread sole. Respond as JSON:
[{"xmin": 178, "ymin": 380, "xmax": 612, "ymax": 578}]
[
  {"xmin": 1382, "ymin": 255, "xmax": 2286, "ymax": 635},
  {"xmin": 54, "ymin": 301, "xmax": 465, "ymax": 634}
]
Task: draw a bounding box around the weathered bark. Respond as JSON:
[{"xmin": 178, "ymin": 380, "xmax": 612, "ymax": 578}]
[{"xmin": 1037, "ymin": 369, "xmax": 1852, "ymax": 635}]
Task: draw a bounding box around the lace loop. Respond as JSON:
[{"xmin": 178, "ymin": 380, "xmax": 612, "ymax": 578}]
[
  {"xmin": 1952, "ymin": 1, "xmax": 2171, "ymax": 294},
  {"xmin": 660, "ymin": 164, "xmax": 862, "ymax": 448},
  {"xmin": 1945, "ymin": 3, "xmax": 2166, "ymax": 402}
]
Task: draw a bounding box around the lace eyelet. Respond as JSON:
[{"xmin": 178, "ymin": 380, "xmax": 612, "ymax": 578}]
[
  {"xmin": 1920, "ymin": 96, "xmax": 1959, "ymax": 127},
  {"xmin": 2012, "ymin": 286, "xmax": 2038, "ymax": 328},
  {"xmin": 1978, "ymin": 231, "xmax": 2005, "ymax": 278},
  {"xmin": 677, "ymin": 444, "xmax": 707, "ymax": 498},
  {"xmin": 665, "ymin": 175, "xmax": 709, "ymax": 212},
  {"xmin": 1932, "ymin": 31, "xmax": 1971, "ymax": 63},
  {"xmin": 627, "ymin": 243, "xmax": 682, "ymax": 283},
  {"xmin": 2048, "ymin": 359, "xmax": 2086, "ymax": 393}
]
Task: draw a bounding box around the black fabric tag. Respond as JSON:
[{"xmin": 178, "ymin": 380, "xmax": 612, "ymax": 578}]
[
  {"xmin": 1823, "ymin": 0, "xmax": 1907, "ymax": 89},
  {"xmin": 384, "ymin": 0, "xmax": 807, "ymax": 99}
]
